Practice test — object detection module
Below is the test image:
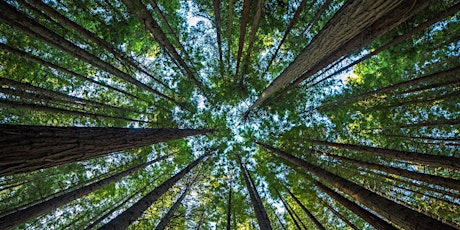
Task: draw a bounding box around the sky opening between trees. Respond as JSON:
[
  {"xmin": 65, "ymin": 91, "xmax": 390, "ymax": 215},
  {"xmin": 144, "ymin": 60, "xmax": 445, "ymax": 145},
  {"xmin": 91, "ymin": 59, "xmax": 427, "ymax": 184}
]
[{"xmin": 0, "ymin": 0, "xmax": 459, "ymax": 229}]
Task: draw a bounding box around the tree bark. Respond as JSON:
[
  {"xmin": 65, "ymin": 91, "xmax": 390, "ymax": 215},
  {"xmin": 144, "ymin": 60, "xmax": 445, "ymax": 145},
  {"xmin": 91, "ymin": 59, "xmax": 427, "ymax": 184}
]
[
  {"xmin": 0, "ymin": 2, "xmax": 179, "ymax": 105},
  {"xmin": 246, "ymin": 0, "xmax": 432, "ymax": 114},
  {"xmin": 0, "ymin": 155, "xmax": 168, "ymax": 230},
  {"xmin": 314, "ymin": 181, "xmax": 396, "ymax": 230},
  {"xmin": 241, "ymin": 0, "xmax": 264, "ymax": 78},
  {"xmin": 282, "ymin": 185, "xmax": 325, "ymax": 230},
  {"xmin": 155, "ymin": 185, "xmax": 191, "ymax": 230},
  {"xmin": 256, "ymin": 142, "xmax": 455, "ymax": 230},
  {"xmin": 99, "ymin": 153, "xmax": 209, "ymax": 230},
  {"xmin": 306, "ymin": 139, "xmax": 460, "ymax": 170},
  {"xmin": 321, "ymin": 201, "xmax": 360, "ymax": 230},
  {"xmin": 0, "ymin": 124, "xmax": 210, "ymax": 176},
  {"xmin": 235, "ymin": 0, "xmax": 251, "ymax": 76},
  {"xmin": 237, "ymin": 155, "xmax": 272, "ymax": 230},
  {"xmin": 226, "ymin": 184, "xmax": 232, "ymax": 230},
  {"xmin": 317, "ymin": 150, "xmax": 460, "ymax": 191},
  {"xmin": 274, "ymin": 187, "xmax": 302, "ymax": 230},
  {"xmin": 212, "ymin": 0, "xmax": 224, "ymax": 77}
]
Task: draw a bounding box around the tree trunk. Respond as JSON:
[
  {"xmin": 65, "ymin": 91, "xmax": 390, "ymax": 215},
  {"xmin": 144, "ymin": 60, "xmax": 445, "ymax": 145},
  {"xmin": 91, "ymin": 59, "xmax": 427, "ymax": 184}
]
[
  {"xmin": 0, "ymin": 43, "xmax": 149, "ymax": 104},
  {"xmin": 306, "ymin": 139, "xmax": 460, "ymax": 170},
  {"xmin": 321, "ymin": 201, "xmax": 360, "ymax": 230},
  {"xmin": 99, "ymin": 153, "xmax": 209, "ymax": 230},
  {"xmin": 0, "ymin": 124, "xmax": 210, "ymax": 176},
  {"xmin": 0, "ymin": 155, "xmax": 167, "ymax": 229},
  {"xmin": 237, "ymin": 155, "xmax": 272, "ymax": 230},
  {"xmin": 241, "ymin": 0, "xmax": 264, "ymax": 78},
  {"xmin": 316, "ymin": 150, "xmax": 460, "ymax": 191},
  {"xmin": 155, "ymin": 184, "xmax": 191, "ymax": 230},
  {"xmin": 235, "ymin": 0, "xmax": 251, "ymax": 76},
  {"xmin": 212, "ymin": 0, "xmax": 224, "ymax": 77},
  {"xmin": 20, "ymin": 0, "xmax": 172, "ymax": 92},
  {"xmin": 0, "ymin": 2, "xmax": 179, "ymax": 105},
  {"xmin": 274, "ymin": 187, "xmax": 302, "ymax": 230},
  {"xmin": 120, "ymin": 0, "xmax": 205, "ymax": 95},
  {"xmin": 282, "ymin": 185, "xmax": 325, "ymax": 230},
  {"xmin": 226, "ymin": 184, "xmax": 232, "ymax": 230},
  {"xmin": 246, "ymin": 0, "xmax": 432, "ymax": 114},
  {"xmin": 314, "ymin": 181, "xmax": 396, "ymax": 230},
  {"xmin": 257, "ymin": 142, "xmax": 455, "ymax": 230}
]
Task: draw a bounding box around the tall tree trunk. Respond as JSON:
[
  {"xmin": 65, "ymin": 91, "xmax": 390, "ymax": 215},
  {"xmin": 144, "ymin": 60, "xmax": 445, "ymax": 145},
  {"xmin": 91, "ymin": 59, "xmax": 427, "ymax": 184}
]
[
  {"xmin": 314, "ymin": 181, "xmax": 396, "ymax": 230},
  {"xmin": 235, "ymin": 0, "xmax": 251, "ymax": 76},
  {"xmin": 226, "ymin": 183, "xmax": 232, "ymax": 230},
  {"xmin": 240, "ymin": 0, "xmax": 264, "ymax": 79},
  {"xmin": 273, "ymin": 187, "xmax": 302, "ymax": 230},
  {"xmin": 0, "ymin": 2, "xmax": 180, "ymax": 105},
  {"xmin": 237, "ymin": 155, "xmax": 272, "ymax": 230},
  {"xmin": 245, "ymin": 0, "xmax": 432, "ymax": 115},
  {"xmin": 316, "ymin": 150, "xmax": 460, "ymax": 191},
  {"xmin": 155, "ymin": 182, "xmax": 192, "ymax": 230},
  {"xmin": 226, "ymin": 0, "xmax": 235, "ymax": 72},
  {"xmin": 305, "ymin": 139, "xmax": 460, "ymax": 170},
  {"xmin": 99, "ymin": 153, "xmax": 209, "ymax": 230},
  {"xmin": 256, "ymin": 142, "xmax": 455, "ymax": 230},
  {"xmin": 0, "ymin": 43, "xmax": 149, "ymax": 104},
  {"xmin": 120, "ymin": 0, "xmax": 206, "ymax": 96},
  {"xmin": 0, "ymin": 155, "xmax": 168, "ymax": 229},
  {"xmin": 0, "ymin": 124, "xmax": 210, "ymax": 176},
  {"xmin": 282, "ymin": 185, "xmax": 325, "ymax": 230},
  {"xmin": 212, "ymin": 0, "xmax": 224, "ymax": 77},
  {"xmin": 20, "ymin": 0, "xmax": 172, "ymax": 92},
  {"xmin": 321, "ymin": 201, "xmax": 360, "ymax": 230}
]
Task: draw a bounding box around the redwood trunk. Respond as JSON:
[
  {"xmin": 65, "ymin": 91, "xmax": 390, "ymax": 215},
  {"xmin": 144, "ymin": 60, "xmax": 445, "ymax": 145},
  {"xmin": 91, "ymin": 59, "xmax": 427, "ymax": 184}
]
[
  {"xmin": 0, "ymin": 155, "xmax": 167, "ymax": 229},
  {"xmin": 0, "ymin": 124, "xmax": 210, "ymax": 176},
  {"xmin": 283, "ymin": 186, "xmax": 325, "ymax": 230},
  {"xmin": 99, "ymin": 153, "xmax": 208, "ymax": 230},
  {"xmin": 257, "ymin": 142, "xmax": 455, "ymax": 230},
  {"xmin": 235, "ymin": 0, "xmax": 251, "ymax": 76},
  {"xmin": 155, "ymin": 186, "xmax": 190, "ymax": 230}
]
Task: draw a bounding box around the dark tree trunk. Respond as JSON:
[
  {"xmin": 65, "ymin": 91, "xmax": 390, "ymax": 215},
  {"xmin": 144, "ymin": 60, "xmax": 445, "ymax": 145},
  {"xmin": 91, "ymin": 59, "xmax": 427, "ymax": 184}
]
[
  {"xmin": 282, "ymin": 185, "xmax": 325, "ymax": 230},
  {"xmin": 237, "ymin": 156, "xmax": 272, "ymax": 230},
  {"xmin": 155, "ymin": 185, "xmax": 191, "ymax": 230},
  {"xmin": 0, "ymin": 155, "xmax": 167, "ymax": 230},
  {"xmin": 274, "ymin": 187, "xmax": 302, "ymax": 230},
  {"xmin": 314, "ymin": 181, "xmax": 396, "ymax": 230},
  {"xmin": 322, "ymin": 201, "xmax": 360, "ymax": 230},
  {"xmin": 226, "ymin": 184, "xmax": 232, "ymax": 230},
  {"xmin": 99, "ymin": 153, "xmax": 209, "ymax": 230},
  {"xmin": 241, "ymin": 0, "xmax": 263, "ymax": 78},
  {"xmin": 212, "ymin": 0, "xmax": 224, "ymax": 77},
  {"xmin": 0, "ymin": 124, "xmax": 210, "ymax": 176},
  {"xmin": 256, "ymin": 142, "xmax": 455, "ymax": 230},
  {"xmin": 235, "ymin": 0, "xmax": 251, "ymax": 76},
  {"xmin": 306, "ymin": 139, "xmax": 460, "ymax": 170}
]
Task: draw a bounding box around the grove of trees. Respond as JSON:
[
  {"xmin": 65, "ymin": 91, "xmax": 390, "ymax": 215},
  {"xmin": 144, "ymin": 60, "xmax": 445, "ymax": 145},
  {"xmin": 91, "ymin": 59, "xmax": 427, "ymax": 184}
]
[{"xmin": 0, "ymin": 0, "xmax": 459, "ymax": 229}]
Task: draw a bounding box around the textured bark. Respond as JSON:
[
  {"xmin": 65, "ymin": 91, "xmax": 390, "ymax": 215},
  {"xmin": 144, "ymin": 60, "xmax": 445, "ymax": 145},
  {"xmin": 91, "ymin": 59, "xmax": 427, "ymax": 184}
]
[
  {"xmin": 226, "ymin": 0, "xmax": 235, "ymax": 70},
  {"xmin": 283, "ymin": 185, "xmax": 325, "ymax": 230},
  {"xmin": 317, "ymin": 66, "xmax": 460, "ymax": 111},
  {"xmin": 0, "ymin": 2, "xmax": 178, "ymax": 104},
  {"xmin": 315, "ymin": 181, "xmax": 396, "ymax": 230},
  {"xmin": 0, "ymin": 77, "xmax": 140, "ymax": 114},
  {"xmin": 237, "ymin": 156, "xmax": 272, "ymax": 230},
  {"xmin": 155, "ymin": 185, "xmax": 190, "ymax": 230},
  {"xmin": 0, "ymin": 124, "xmax": 210, "ymax": 176},
  {"xmin": 322, "ymin": 201, "xmax": 360, "ymax": 230},
  {"xmin": 212, "ymin": 0, "xmax": 224, "ymax": 76},
  {"xmin": 306, "ymin": 139, "xmax": 460, "ymax": 170},
  {"xmin": 0, "ymin": 43, "xmax": 149, "ymax": 104},
  {"xmin": 317, "ymin": 150, "xmax": 460, "ymax": 191},
  {"xmin": 257, "ymin": 142, "xmax": 455, "ymax": 230},
  {"xmin": 0, "ymin": 155, "xmax": 167, "ymax": 230},
  {"xmin": 274, "ymin": 188, "xmax": 302, "ymax": 230},
  {"xmin": 99, "ymin": 153, "xmax": 209, "ymax": 230},
  {"xmin": 241, "ymin": 0, "xmax": 263, "ymax": 78},
  {"xmin": 235, "ymin": 0, "xmax": 251, "ymax": 76},
  {"xmin": 21, "ymin": 0, "xmax": 172, "ymax": 91},
  {"xmin": 246, "ymin": 0, "xmax": 432, "ymax": 114},
  {"xmin": 121, "ymin": 0, "xmax": 205, "ymax": 95}
]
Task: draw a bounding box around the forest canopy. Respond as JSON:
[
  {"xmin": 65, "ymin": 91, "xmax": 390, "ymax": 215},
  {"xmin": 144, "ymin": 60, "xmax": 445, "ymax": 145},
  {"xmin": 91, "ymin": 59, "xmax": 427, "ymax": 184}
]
[{"xmin": 0, "ymin": 0, "xmax": 459, "ymax": 229}]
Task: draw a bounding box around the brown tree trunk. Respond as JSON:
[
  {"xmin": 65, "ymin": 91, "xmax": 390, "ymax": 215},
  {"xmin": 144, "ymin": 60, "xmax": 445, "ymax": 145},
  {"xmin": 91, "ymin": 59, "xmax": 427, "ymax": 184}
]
[
  {"xmin": 237, "ymin": 156, "xmax": 272, "ymax": 230},
  {"xmin": 246, "ymin": 0, "xmax": 432, "ymax": 114},
  {"xmin": 235, "ymin": 0, "xmax": 251, "ymax": 76},
  {"xmin": 0, "ymin": 155, "xmax": 168, "ymax": 229},
  {"xmin": 0, "ymin": 43, "xmax": 149, "ymax": 104},
  {"xmin": 314, "ymin": 181, "xmax": 396, "ymax": 230},
  {"xmin": 0, "ymin": 124, "xmax": 210, "ymax": 176},
  {"xmin": 321, "ymin": 201, "xmax": 360, "ymax": 230},
  {"xmin": 256, "ymin": 142, "xmax": 455, "ymax": 230},
  {"xmin": 20, "ymin": 0, "xmax": 172, "ymax": 92},
  {"xmin": 226, "ymin": 184, "xmax": 232, "ymax": 230},
  {"xmin": 316, "ymin": 150, "xmax": 460, "ymax": 191},
  {"xmin": 241, "ymin": 0, "xmax": 264, "ymax": 78},
  {"xmin": 212, "ymin": 0, "xmax": 224, "ymax": 77},
  {"xmin": 155, "ymin": 184, "xmax": 192, "ymax": 230},
  {"xmin": 306, "ymin": 139, "xmax": 460, "ymax": 170},
  {"xmin": 0, "ymin": 2, "xmax": 179, "ymax": 105},
  {"xmin": 283, "ymin": 185, "xmax": 325, "ymax": 230},
  {"xmin": 274, "ymin": 187, "xmax": 302, "ymax": 230},
  {"xmin": 99, "ymin": 153, "xmax": 209, "ymax": 230}
]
